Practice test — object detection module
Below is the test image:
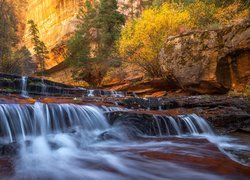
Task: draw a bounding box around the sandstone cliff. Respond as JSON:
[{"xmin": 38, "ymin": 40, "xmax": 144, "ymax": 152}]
[
  {"xmin": 24, "ymin": 0, "xmax": 82, "ymax": 68},
  {"xmin": 24, "ymin": 0, "xmax": 144, "ymax": 69},
  {"xmin": 159, "ymin": 20, "xmax": 250, "ymax": 94}
]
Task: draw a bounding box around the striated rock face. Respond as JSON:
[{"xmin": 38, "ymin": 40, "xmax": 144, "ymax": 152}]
[
  {"xmin": 159, "ymin": 20, "xmax": 250, "ymax": 94},
  {"xmin": 25, "ymin": 0, "xmax": 81, "ymax": 68}
]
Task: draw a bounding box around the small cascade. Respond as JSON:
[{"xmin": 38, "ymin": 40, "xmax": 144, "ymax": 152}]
[
  {"xmin": 151, "ymin": 114, "xmax": 214, "ymax": 136},
  {"xmin": 21, "ymin": 76, "xmax": 28, "ymax": 97},
  {"xmin": 86, "ymin": 89, "xmax": 127, "ymax": 97},
  {"xmin": 111, "ymin": 90, "xmax": 125, "ymax": 97},
  {"xmin": 101, "ymin": 106, "xmax": 128, "ymax": 112},
  {"xmin": 87, "ymin": 90, "xmax": 95, "ymax": 97},
  {"xmin": 132, "ymin": 92, "xmax": 138, "ymax": 98},
  {"xmin": 0, "ymin": 103, "xmax": 109, "ymax": 143},
  {"xmin": 41, "ymin": 80, "xmax": 47, "ymax": 96},
  {"xmin": 110, "ymin": 112, "xmax": 214, "ymax": 137}
]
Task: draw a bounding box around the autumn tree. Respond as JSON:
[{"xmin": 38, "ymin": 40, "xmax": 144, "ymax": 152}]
[
  {"xmin": 118, "ymin": 2, "xmax": 193, "ymax": 78},
  {"xmin": 28, "ymin": 20, "xmax": 49, "ymax": 77}
]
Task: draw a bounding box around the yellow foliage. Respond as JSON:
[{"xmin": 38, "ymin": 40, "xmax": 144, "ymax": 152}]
[
  {"xmin": 117, "ymin": 0, "xmax": 249, "ymax": 78},
  {"xmin": 187, "ymin": 1, "xmax": 217, "ymax": 27},
  {"xmin": 118, "ymin": 3, "xmax": 193, "ymax": 77},
  {"xmin": 214, "ymin": 1, "xmax": 250, "ymax": 26}
]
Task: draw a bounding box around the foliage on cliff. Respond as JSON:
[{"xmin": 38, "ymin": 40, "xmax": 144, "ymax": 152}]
[
  {"xmin": 66, "ymin": 0, "xmax": 125, "ymax": 87},
  {"xmin": 118, "ymin": 3, "xmax": 193, "ymax": 78},
  {"xmin": 117, "ymin": 0, "xmax": 249, "ymax": 78}
]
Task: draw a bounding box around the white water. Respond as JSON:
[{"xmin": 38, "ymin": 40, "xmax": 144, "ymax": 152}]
[
  {"xmin": 0, "ymin": 103, "xmax": 248, "ymax": 179},
  {"xmin": 87, "ymin": 90, "xmax": 95, "ymax": 97},
  {"xmin": 86, "ymin": 89, "xmax": 127, "ymax": 97},
  {"xmin": 21, "ymin": 76, "xmax": 28, "ymax": 98},
  {"xmin": 111, "ymin": 90, "xmax": 125, "ymax": 98}
]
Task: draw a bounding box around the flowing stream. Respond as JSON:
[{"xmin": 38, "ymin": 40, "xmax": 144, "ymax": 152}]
[{"xmin": 0, "ymin": 103, "xmax": 249, "ymax": 179}]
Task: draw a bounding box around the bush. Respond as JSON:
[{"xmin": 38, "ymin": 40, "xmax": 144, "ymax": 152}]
[{"xmin": 118, "ymin": 2, "xmax": 193, "ymax": 78}]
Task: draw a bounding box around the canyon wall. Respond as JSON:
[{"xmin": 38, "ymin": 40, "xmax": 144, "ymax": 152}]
[
  {"xmin": 24, "ymin": 0, "xmax": 144, "ymax": 69},
  {"xmin": 25, "ymin": 0, "xmax": 82, "ymax": 68}
]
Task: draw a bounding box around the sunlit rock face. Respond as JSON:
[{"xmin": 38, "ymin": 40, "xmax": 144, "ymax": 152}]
[
  {"xmin": 25, "ymin": 0, "xmax": 82, "ymax": 68},
  {"xmin": 8, "ymin": 0, "xmax": 28, "ymax": 46},
  {"xmin": 117, "ymin": 0, "xmax": 143, "ymax": 18},
  {"xmin": 24, "ymin": 0, "xmax": 143, "ymax": 69}
]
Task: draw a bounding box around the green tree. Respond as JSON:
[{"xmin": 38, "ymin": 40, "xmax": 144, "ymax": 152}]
[
  {"xmin": 66, "ymin": 0, "xmax": 124, "ymax": 87},
  {"xmin": 15, "ymin": 46, "xmax": 36, "ymax": 75},
  {"xmin": 96, "ymin": 0, "xmax": 125, "ymax": 59},
  {"xmin": 0, "ymin": 0, "xmax": 19, "ymax": 71},
  {"xmin": 28, "ymin": 20, "xmax": 49, "ymax": 77}
]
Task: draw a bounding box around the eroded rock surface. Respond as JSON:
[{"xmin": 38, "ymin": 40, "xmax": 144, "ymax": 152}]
[{"xmin": 160, "ymin": 19, "xmax": 250, "ymax": 94}]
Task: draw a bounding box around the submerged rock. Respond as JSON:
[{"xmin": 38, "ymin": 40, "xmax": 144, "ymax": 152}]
[{"xmin": 0, "ymin": 143, "xmax": 20, "ymax": 156}]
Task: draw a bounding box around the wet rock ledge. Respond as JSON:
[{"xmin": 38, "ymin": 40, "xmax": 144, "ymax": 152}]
[{"xmin": 105, "ymin": 95, "xmax": 250, "ymax": 135}]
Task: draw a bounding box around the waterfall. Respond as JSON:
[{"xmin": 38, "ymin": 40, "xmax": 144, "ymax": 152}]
[
  {"xmin": 0, "ymin": 103, "xmax": 248, "ymax": 179},
  {"xmin": 86, "ymin": 89, "xmax": 127, "ymax": 97},
  {"xmin": 41, "ymin": 80, "xmax": 47, "ymax": 96},
  {"xmin": 0, "ymin": 103, "xmax": 214, "ymax": 144},
  {"xmin": 152, "ymin": 114, "xmax": 214, "ymax": 136},
  {"xmin": 87, "ymin": 90, "xmax": 94, "ymax": 97},
  {"xmin": 21, "ymin": 76, "xmax": 28, "ymax": 97},
  {"xmin": 0, "ymin": 103, "xmax": 109, "ymax": 144}
]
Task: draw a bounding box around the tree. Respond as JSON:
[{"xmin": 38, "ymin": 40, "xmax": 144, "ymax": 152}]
[
  {"xmin": 186, "ymin": 0, "xmax": 217, "ymax": 28},
  {"xmin": 214, "ymin": 0, "xmax": 250, "ymax": 26},
  {"xmin": 118, "ymin": 2, "xmax": 193, "ymax": 78},
  {"xmin": 66, "ymin": 0, "xmax": 124, "ymax": 87},
  {"xmin": 0, "ymin": 46, "xmax": 34, "ymax": 75},
  {"xmin": 15, "ymin": 46, "xmax": 36, "ymax": 75},
  {"xmin": 0, "ymin": 0, "xmax": 19, "ymax": 70},
  {"xmin": 28, "ymin": 20, "xmax": 49, "ymax": 77},
  {"xmin": 96, "ymin": 0, "xmax": 125, "ymax": 59}
]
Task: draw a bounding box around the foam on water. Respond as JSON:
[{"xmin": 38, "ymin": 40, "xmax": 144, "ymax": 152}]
[{"xmin": 0, "ymin": 103, "xmax": 248, "ymax": 179}]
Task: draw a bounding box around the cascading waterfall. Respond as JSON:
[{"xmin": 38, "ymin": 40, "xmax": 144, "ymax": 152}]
[
  {"xmin": 0, "ymin": 103, "xmax": 214, "ymax": 144},
  {"xmin": 0, "ymin": 103, "xmax": 109, "ymax": 143},
  {"xmin": 0, "ymin": 103, "xmax": 248, "ymax": 179},
  {"xmin": 21, "ymin": 76, "xmax": 28, "ymax": 97}
]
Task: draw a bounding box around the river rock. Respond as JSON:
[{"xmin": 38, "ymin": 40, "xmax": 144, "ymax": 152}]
[
  {"xmin": 120, "ymin": 96, "xmax": 250, "ymax": 134},
  {"xmin": 159, "ymin": 19, "xmax": 250, "ymax": 94}
]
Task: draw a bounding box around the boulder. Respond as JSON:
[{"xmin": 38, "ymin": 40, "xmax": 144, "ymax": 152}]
[{"xmin": 159, "ymin": 19, "xmax": 250, "ymax": 94}]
